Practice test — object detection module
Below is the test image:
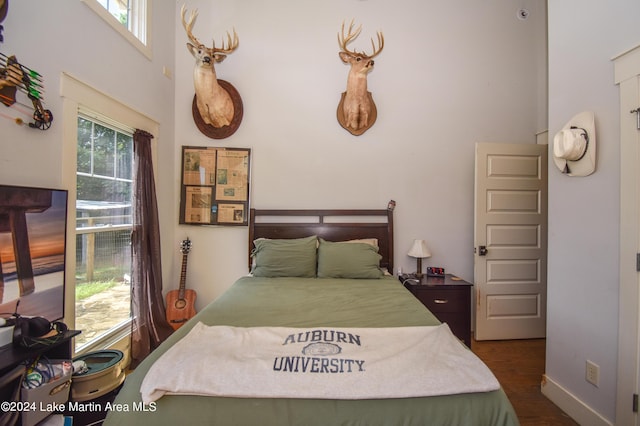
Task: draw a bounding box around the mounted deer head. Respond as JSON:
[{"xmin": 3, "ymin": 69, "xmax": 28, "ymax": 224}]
[
  {"xmin": 337, "ymin": 19, "xmax": 384, "ymax": 136},
  {"xmin": 181, "ymin": 5, "xmax": 242, "ymax": 135}
]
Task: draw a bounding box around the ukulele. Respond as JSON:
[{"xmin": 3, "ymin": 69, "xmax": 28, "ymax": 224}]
[{"xmin": 165, "ymin": 239, "xmax": 197, "ymax": 330}]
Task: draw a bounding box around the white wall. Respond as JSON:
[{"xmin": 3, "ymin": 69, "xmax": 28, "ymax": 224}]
[
  {"xmin": 546, "ymin": 0, "xmax": 640, "ymax": 423},
  {"xmin": 0, "ymin": 1, "xmax": 176, "ymax": 320},
  {"xmin": 173, "ymin": 0, "xmax": 548, "ymax": 306}
]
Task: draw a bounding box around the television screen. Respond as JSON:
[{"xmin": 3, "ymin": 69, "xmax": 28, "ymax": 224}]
[{"xmin": 0, "ymin": 184, "xmax": 68, "ymax": 322}]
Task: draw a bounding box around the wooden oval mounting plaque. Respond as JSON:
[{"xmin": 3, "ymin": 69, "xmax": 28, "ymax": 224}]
[{"xmin": 191, "ymin": 79, "xmax": 243, "ymax": 139}]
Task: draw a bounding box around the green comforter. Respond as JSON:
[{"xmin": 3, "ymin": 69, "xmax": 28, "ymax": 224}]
[{"xmin": 104, "ymin": 276, "xmax": 519, "ymax": 426}]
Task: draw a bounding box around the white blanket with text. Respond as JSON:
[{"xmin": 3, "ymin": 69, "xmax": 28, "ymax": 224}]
[{"xmin": 140, "ymin": 322, "xmax": 500, "ymax": 403}]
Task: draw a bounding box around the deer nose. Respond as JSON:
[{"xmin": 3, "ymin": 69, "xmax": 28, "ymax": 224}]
[{"xmin": 203, "ymin": 57, "xmax": 212, "ymax": 64}]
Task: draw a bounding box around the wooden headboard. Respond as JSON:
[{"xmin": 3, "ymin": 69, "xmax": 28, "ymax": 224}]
[{"xmin": 248, "ymin": 202, "xmax": 395, "ymax": 273}]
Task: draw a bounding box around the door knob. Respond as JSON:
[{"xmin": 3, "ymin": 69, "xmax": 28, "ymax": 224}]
[{"xmin": 478, "ymin": 245, "xmax": 488, "ymax": 256}]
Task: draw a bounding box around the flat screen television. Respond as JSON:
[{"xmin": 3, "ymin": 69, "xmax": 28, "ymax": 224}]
[{"xmin": 0, "ymin": 184, "xmax": 68, "ymax": 322}]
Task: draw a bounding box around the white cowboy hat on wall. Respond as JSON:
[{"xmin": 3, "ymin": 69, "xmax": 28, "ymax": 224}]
[{"xmin": 552, "ymin": 111, "xmax": 596, "ymax": 176}]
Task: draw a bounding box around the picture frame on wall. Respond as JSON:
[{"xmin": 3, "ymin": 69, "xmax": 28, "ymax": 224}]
[{"xmin": 179, "ymin": 146, "xmax": 251, "ymax": 226}]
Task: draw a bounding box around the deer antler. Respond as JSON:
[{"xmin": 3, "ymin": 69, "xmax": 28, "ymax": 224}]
[
  {"xmin": 338, "ymin": 19, "xmax": 384, "ymax": 58},
  {"xmin": 212, "ymin": 29, "xmax": 239, "ymax": 54},
  {"xmin": 181, "ymin": 5, "xmax": 238, "ymax": 53},
  {"xmin": 368, "ymin": 31, "xmax": 384, "ymax": 59},
  {"xmin": 338, "ymin": 20, "xmax": 362, "ymax": 55},
  {"xmin": 181, "ymin": 5, "xmax": 202, "ymax": 47}
]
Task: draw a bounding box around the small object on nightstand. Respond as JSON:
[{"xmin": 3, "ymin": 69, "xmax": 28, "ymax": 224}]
[
  {"xmin": 399, "ymin": 274, "xmax": 420, "ymax": 285},
  {"xmin": 407, "ymin": 239, "xmax": 431, "ymax": 278},
  {"xmin": 426, "ymin": 267, "xmax": 445, "ymax": 277}
]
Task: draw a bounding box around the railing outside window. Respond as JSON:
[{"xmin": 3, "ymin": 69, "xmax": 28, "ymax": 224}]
[{"xmin": 75, "ymin": 213, "xmax": 132, "ymax": 349}]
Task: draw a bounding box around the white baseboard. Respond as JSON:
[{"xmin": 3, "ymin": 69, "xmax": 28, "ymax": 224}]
[{"xmin": 541, "ymin": 374, "xmax": 612, "ymax": 426}]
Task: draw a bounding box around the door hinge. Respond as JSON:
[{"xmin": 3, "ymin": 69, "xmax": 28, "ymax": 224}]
[
  {"xmin": 632, "ymin": 108, "xmax": 640, "ymax": 130},
  {"xmin": 633, "ymin": 393, "xmax": 638, "ymax": 413},
  {"xmin": 637, "ymin": 253, "xmax": 640, "ymax": 272}
]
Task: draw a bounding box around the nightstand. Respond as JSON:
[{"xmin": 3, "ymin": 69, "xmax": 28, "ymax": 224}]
[{"xmin": 400, "ymin": 273, "xmax": 473, "ymax": 347}]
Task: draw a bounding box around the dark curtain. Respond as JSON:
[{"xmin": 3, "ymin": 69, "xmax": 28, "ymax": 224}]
[{"xmin": 130, "ymin": 129, "xmax": 173, "ymax": 369}]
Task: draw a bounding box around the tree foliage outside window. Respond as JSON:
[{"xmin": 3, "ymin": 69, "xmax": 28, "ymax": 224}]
[
  {"xmin": 97, "ymin": 0, "xmax": 131, "ymax": 29},
  {"xmin": 77, "ymin": 116, "xmax": 132, "ymax": 204}
]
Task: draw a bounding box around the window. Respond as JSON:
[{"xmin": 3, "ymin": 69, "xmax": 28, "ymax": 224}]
[
  {"xmin": 97, "ymin": 0, "xmax": 133, "ymax": 28},
  {"xmin": 61, "ymin": 72, "xmax": 159, "ymax": 357},
  {"xmin": 81, "ymin": 0, "xmax": 151, "ymax": 59},
  {"xmin": 74, "ymin": 113, "xmax": 133, "ymax": 351}
]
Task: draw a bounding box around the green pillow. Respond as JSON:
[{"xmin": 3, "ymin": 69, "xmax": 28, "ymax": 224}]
[
  {"xmin": 317, "ymin": 238, "xmax": 383, "ymax": 279},
  {"xmin": 251, "ymin": 235, "xmax": 318, "ymax": 277}
]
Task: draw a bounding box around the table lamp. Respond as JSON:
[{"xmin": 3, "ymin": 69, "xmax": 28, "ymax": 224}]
[{"xmin": 408, "ymin": 239, "xmax": 431, "ymax": 278}]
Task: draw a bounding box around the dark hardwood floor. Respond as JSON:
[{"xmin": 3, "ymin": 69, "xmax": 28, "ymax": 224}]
[{"xmin": 472, "ymin": 337, "xmax": 578, "ymax": 426}]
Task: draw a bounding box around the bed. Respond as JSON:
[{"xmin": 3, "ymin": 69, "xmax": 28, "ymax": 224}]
[{"xmin": 104, "ymin": 205, "xmax": 519, "ymax": 426}]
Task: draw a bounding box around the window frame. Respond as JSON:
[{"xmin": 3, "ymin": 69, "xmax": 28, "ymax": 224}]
[
  {"xmin": 61, "ymin": 72, "xmax": 159, "ymax": 357},
  {"xmin": 81, "ymin": 0, "xmax": 152, "ymax": 60}
]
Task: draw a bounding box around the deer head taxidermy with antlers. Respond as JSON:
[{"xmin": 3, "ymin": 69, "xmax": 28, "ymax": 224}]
[
  {"xmin": 181, "ymin": 5, "xmax": 243, "ymax": 139},
  {"xmin": 337, "ymin": 19, "xmax": 384, "ymax": 136}
]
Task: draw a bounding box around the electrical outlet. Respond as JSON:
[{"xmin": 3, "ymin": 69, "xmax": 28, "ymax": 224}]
[{"xmin": 586, "ymin": 360, "xmax": 600, "ymax": 387}]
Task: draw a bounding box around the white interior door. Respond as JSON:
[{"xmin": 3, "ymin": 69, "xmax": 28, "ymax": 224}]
[{"xmin": 474, "ymin": 142, "xmax": 548, "ymax": 341}]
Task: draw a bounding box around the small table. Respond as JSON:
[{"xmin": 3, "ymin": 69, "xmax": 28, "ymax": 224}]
[
  {"xmin": 400, "ymin": 274, "xmax": 473, "ymax": 347},
  {"xmin": 0, "ymin": 329, "xmax": 81, "ymax": 376}
]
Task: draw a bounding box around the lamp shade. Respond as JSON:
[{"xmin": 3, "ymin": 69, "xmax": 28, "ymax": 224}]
[{"xmin": 407, "ymin": 239, "xmax": 432, "ymax": 259}]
